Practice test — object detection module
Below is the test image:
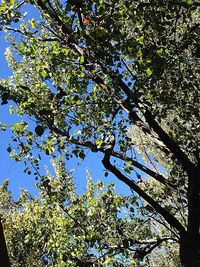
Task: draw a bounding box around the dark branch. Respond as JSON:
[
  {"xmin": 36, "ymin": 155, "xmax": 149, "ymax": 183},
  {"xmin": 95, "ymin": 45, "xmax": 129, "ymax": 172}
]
[
  {"xmin": 143, "ymin": 109, "xmax": 195, "ymax": 175},
  {"xmin": 102, "ymin": 153, "xmax": 186, "ymax": 235},
  {"xmin": 0, "ymin": 219, "xmax": 11, "ymax": 267},
  {"xmin": 49, "ymin": 124, "xmax": 177, "ymax": 192},
  {"xmin": 111, "ymin": 151, "xmax": 180, "ymax": 192}
]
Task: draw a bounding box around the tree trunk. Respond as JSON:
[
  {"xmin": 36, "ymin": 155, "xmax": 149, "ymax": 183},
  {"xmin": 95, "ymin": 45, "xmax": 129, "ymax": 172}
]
[
  {"xmin": 0, "ymin": 219, "xmax": 10, "ymax": 267},
  {"xmin": 180, "ymin": 233, "xmax": 200, "ymax": 267},
  {"xmin": 180, "ymin": 166, "xmax": 200, "ymax": 267}
]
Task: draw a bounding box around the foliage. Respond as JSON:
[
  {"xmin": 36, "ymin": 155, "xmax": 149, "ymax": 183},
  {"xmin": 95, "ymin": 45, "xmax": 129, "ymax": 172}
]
[
  {"xmin": 0, "ymin": 160, "xmax": 178, "ymax": 266},
  {"xmin": 0, "ymin": 0, "xmax": 199, "ymax": 265}
]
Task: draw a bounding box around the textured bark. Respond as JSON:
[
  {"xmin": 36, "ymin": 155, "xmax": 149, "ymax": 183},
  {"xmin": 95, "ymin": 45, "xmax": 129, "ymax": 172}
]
[{"xmin": 0, "ymin": 219, "xmax": 10, "ymax": 267}]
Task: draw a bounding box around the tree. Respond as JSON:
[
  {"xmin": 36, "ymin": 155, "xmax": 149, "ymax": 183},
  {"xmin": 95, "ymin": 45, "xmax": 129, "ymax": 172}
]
[
  {"xmin": 0, "ymin": 0, "xmax": 199, "ymax": 266},
  {"xmin": 0, "ymin": 159, "xmax": 180, "ymax": 266}
]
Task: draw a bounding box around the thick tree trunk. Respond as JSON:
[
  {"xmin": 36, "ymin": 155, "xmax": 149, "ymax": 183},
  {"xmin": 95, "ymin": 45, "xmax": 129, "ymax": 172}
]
[
  {"xmin": 180, "ymin": 233, "xmax": 200, "ymax": 267},
  {"xmin": 0, "ymin": 219, "xmax": 10, "ymax": 267},
  {"xmin": 180, "ymin": 166, "xmax": 200, "ymax": 267}
]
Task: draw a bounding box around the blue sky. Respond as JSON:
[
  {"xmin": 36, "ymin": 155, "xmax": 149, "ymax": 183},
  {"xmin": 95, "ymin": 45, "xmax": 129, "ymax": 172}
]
[{"xmin": 0, "ymin": 4, "xmax": 135, "ymax": 200}]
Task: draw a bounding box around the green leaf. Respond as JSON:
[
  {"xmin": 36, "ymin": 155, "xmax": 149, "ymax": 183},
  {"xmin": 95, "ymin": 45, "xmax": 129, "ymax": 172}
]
[
  {"xmin": 105, "ymin": 171, "xmax": 109, "ymax": 177},
  {"xmin": 139, "ymin": 36, "xmax": 144, "ymax": 45},
  {"xmin": 35, "ymin": 125, "xmax": 44, "ymax": 136},
  {"xmin": 9, "ymin": 105, "xmax": 14, "ymax": 114},
  {"xmin": 1, "ymin": 92, "xmax": 9, "ymax": 105},
  {"xmin": 146, "ymin": 68, "xmax": 153, "ymax": 76},
  {"xmin": 79, "ymin": 151, "xmax": 85, "ymax": 159},
  {"xmin": 7, "ymin": 146, "xmax": 12, "ymax": 153},
  {"xmin": 78, "ymin": 55, "xmax": 84, "ymax": 64}
]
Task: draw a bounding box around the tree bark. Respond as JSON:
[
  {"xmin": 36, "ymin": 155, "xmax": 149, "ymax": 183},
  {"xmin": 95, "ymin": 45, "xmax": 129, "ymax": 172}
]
[
  {"xmin": 180, "ymin": 166, "xmax": 200, "ymax": 267},
  {"xmin": 0, "ymin": 219, "xmax": 10, "ymax": 267},
  {"xmin": 180, "ymin": 233, "xmax": 200, "ymax": 267}
]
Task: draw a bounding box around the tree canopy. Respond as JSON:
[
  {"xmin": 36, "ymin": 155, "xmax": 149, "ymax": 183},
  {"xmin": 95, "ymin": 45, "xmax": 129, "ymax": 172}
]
[
  {"xmin": 0, "ymin": 160, "xmax": 180, "ymax": 267},
  {"xmin": 0, "ymin": 0, "xmax": 199, "ymax": 266}
]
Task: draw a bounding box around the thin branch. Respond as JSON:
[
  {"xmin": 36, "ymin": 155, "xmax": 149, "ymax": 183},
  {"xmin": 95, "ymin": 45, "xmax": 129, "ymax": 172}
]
[
  {"xmin": 111, "ymin": 151, "xmax": 180, "ymax": 192},
  {"xmin": 151, "ymin": 215, "xmax": 179, "ymax": 238},
  {"xmin": 134, "ymin": 238, "xmax": 168, "ymax": 260},
  {"xmin": 60, "ymin": 205, "xmax": 90, "ymax": 236},
  {"xmin": 121, "ymin": 57, "xmax": 136, "ymax": 79},
  {"xmin": 16, "ymin": 0, "xmax": 26, "ymax": 10},
  {"xmin": 138, "ymin": 131, "xmax": 161, "ymax": 174},
  {"xmin": 3, "ymin": 26, "xmax": 27, "ymax": 35},
  {"xmin": 36, "ymin": 0, "xmax": 71, "ymax": 36}
]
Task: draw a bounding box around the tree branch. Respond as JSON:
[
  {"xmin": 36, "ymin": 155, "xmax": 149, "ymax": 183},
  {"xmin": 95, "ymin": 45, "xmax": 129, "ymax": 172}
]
[
  {"xmin": 134, "ymin": 237, "xmax": 170, "ymax": 260},
  {"xmin": 143, "ymin": 109, "xmax": 195, "ymax": 175},
  {"xmin": 110, "ymin": 151, "xmax": 180, "ymax": 192},
  {"xmin": 34, "ymin": 0, "xmax": 195, "ymax": 178},
  {"xmin": 0, "ymin": 219, "xmax": 11, "ymax": 267},
  {"xmin": 49, "ymin": 124, "xmax": 178, "ymax": 192},
  {"xmin": 102, "ymin": 153, "xmax": 186, "ymax": 235}
]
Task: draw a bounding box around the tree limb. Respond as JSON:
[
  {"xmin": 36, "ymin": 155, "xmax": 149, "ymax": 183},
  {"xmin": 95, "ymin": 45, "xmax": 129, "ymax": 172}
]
[
  {"xmin": 0, "ymin": 219, "xmax": 11, "ymax": 267},
  {"xmin": 49, "ymin": 124, "xmax": 178, "ymax": 192},
  {"xmin": 102, "ymin": 153, "xmax": 186, "ymax": 235}
]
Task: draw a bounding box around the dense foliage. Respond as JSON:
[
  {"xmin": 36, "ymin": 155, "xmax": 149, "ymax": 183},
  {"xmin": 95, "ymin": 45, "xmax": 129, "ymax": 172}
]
[
  {"xmin": 0, "ymin": 0, "xmax": 199, "ymax": 266},
  {"xmin": 0, "ymin": 160, "xmax": 178, "ymax": 267},
  {"xmin": 0, "ymin": 160, "xmax": 180, "ymax": 266}
]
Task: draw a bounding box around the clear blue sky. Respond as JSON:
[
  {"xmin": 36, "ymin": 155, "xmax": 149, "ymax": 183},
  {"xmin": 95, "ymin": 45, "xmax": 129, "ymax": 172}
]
[{"xmin": 0, "ymin": 4, "xmax": 134, "ymax": 199}]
